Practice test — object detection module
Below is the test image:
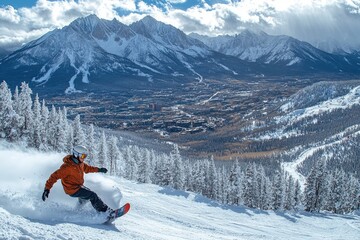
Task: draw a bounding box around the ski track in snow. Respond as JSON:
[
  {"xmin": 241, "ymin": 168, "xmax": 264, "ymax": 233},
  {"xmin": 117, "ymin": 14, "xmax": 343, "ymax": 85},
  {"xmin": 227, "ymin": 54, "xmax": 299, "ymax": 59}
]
[
  {"xmin": 31, "ymin": 57, "xmax": 63, "ymax": 86},
  {"xmin": 65, "ymin": 51, "xmax": 92, "ymax": 94},
  {"xmin": 282, "ymin": 126, "xmax": 360, "ymax": 188},
  {"xmin": 0, "ymin": 142, "xmax": 360, "ymax": 240},
  {"xmin": 175, "ymin": 52, "xmax": 203, "ymax": 82},
  {"xmin": 212, "ymin": 60, "xmax": 238, "ymax": 75},
  {"xmin": 182, "ymin": 60, "xmax": 203, "ymax": 82},
  {"xmin": 198, "ymin": 91, "xmax": 226, "ymax": 105},
  {"xmin": 276, "ymin": 84, "xmax": 360, "ymax": 187}
]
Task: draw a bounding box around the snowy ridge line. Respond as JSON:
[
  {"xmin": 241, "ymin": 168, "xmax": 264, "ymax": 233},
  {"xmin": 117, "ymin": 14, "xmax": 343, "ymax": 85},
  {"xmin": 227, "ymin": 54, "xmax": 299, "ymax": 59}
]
[
  {"xmin": 279, "ymin": 84, "xmax": 360, "ymax": 124},
  {"xmin": 282, "ymin": 125, "xmax": 360, "ymax": 188},
  {"xmin": 254, "ymin": 84, "xmax": 360, "ymax": 141}
]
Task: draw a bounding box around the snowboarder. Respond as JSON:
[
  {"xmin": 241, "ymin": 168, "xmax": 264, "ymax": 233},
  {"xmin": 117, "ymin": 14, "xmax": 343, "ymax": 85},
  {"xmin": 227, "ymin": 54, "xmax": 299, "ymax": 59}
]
[{"xmin": 42, "ymin": 145, "xmax": 111, "ymax": 213}]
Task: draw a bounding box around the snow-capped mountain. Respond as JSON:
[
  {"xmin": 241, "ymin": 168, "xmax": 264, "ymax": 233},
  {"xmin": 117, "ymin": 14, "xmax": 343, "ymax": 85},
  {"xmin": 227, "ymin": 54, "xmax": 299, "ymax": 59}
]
[
  {"xmin": 0, "ymin": 15, "xmax": 359, "ymax": 94},
  {"xmin": 0, "ymin": 15, "xmax": 252, "ymax": 93},
  {"xmin": 0, "ymin": 15, "xmax": 150, "ymax": 93},
  {"xmin": 191, "ymin": 30, "xmax": 360, "ymax": 71},
  {"xmin": 130, "ymin": 16, "xmax": 210, "ymax": 57}
]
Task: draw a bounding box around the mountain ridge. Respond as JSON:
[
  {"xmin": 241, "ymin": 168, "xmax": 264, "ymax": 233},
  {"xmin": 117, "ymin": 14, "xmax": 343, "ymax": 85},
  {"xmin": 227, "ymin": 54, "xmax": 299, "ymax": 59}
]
[
  {"xmin": 0, "ymin": 14, "xmax": 359, "ymax": 94},
  {"xmin": 1, "ymin": 14, "xmax": 260, "ymax": 93},
  {"xmin": 190, "ymin": 30, "xmax": 360, "ymax": 70}
]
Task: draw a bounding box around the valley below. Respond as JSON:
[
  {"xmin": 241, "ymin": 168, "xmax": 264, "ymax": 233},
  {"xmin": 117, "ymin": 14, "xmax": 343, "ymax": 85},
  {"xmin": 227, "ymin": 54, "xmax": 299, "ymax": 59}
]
[{"xmin": 43, "ymin": 75, "xmax": 354, "ymax": 161}]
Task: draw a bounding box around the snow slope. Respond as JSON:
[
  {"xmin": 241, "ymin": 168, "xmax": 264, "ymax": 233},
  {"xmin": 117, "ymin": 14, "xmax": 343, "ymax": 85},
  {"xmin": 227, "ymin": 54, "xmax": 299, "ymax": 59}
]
[{"xmin": 0, "ymin": 141, "xmax": 360, "ymax": 240}]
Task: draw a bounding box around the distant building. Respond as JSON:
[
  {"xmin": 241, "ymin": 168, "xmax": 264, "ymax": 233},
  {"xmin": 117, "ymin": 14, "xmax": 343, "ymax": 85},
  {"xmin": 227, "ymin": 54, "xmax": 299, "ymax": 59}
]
[{"xmin": 149, "ymin": 103, "xmax": 163, "ymax": 111}]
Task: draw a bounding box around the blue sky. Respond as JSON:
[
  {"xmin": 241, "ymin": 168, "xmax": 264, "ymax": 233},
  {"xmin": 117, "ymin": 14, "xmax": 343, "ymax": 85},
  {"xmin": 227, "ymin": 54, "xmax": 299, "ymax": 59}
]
[
  {"xmin": 0, "ymin": 0, "xmax": 37, "ymax": 8},
  {"xmin": 0, "ymin": 0, "xmax": 360, "ymax": 53}
]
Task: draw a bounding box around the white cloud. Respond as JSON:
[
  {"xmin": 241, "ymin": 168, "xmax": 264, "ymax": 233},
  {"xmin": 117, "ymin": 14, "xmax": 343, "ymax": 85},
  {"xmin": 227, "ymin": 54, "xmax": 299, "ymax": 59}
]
[
  {"xmin": 163, "ymin": 0, "xmax": 360, "ymax": 52},
  {"xmin": 0, "ymin": 0, "xmax": 360, "ymax": 53},
  {"xmin": 0, "ymin": 5, "xmax": 20, "ymax": 24},
  {"xmin": 167, "ymin": 0, "xmax": 188, "ymax": 3},
  {"xmin": 0, "ymin": 0, "xmax": 137, "ymax": 51}
]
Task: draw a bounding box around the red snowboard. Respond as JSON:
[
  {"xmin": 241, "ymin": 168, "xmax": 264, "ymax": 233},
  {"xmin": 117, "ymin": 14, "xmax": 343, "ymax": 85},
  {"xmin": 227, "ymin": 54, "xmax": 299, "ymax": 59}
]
[{"xmin": 104, "ymin": 203, "xmax": 131, "ymax": 224}]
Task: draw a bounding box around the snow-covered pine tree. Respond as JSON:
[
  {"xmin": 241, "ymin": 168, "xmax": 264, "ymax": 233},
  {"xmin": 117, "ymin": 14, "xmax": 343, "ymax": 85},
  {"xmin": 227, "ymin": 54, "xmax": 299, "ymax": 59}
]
[
  {"xmin": 263, "ymin": 176, "xmax": 273, "ymax": 210},
  {"xmin": 340, "ymin": 173, "xmax": 360, "ymax": 213},
  {"xmin": 143, "ymin": 149, "xmax": 153, "ymax": 182},
  {"xmin": 183, "ymin": 159, "xmax": 193, "ymax": 191},
  {"xmin": 324, "ymin": 169, "xmax": 341, "ymax": 213},
  {"xmin": 12, "ymin": 86, "xmax": 20, "ymax": 114},
  {"xmin": 145, "ymin": 149, "xmax": 153, "ymax": 183},
  {"xmin": 188, "ymin": 161, "xmax": 199, "ymax": 192},
  {"xmin": 294, "ymin": 179, "xmax": 302, "ymax": 210},
  {"xmin": 243, "ymin": 163, "xmax": 256, "ymax": 208},
  {"xmin": 256, "ymin": 164, "xmax": 270, "ymax": 210},
  {"xmin": 217, "ymin": 166, "xmax": 230, "ymax": 204},
  {"xmin": 347, "ymin": 174, "xmax": 360, "ymax": 212},
  {"xmin": 152, "ymin": 153, "xmax": 162, "ymax": 185},
  {"xmin": 272, "ymin": 170, "xmax": 285, "ymax": 210},
  {"xmin": 108, "ymin": 135, "xmax": 121, "ymax": 176},
  {"xmin": 61, "ymin": 107, "xmax": 73, "ymax": 152},
  {"xmin": 283, "ymin": 175, "xmax": 296, "ymax": 210},
  {"xmin": 148, "ymin": 149, "xmax": 157, "ymax": 181},
  {"xmin": 0, "ymin": 81, "xmax": 20, "ymax": 141},
  {"xmin": 304, "ymin": 158, "xmax": 327, "ymax": 212},
  {"xmin": 47, "ymin": 105, "xmax": 58, "ymax": 150},
  {"xmin": 171, "ymin": 144, "xmax": 184, "ymax": 190},
  {"xmin": 97, "ymin": 131, "xmax": 108, "ymax": 168},
  {"xmin": 124, "ymin": 146, "xmax": 138, "ymax": 181},
  {"xmin": 55, "ymin": 108, "xmax": 68, "ymax": 152},
  {"xmin": 228, "ymin": 159, "xmax": 242, "ymax": 205},
  {"xmin": 205, "ymin": 156, "xmax": 218, "ymax": 200},
  {"xmin": 18, "ymin": 82, "xmax": 33, "ymax": 139},
  {"xmin": 135, "ymin": 146, "xmax": 150, "ymax": 183},
  {"xmin": 117, "ymin": 149, "xmax": 125, "ymax": 177},
  {"xmin": 122, "ymin": 146, "xmax": 130, "ymax": 178},
  {"xmin": 193, "ymin": 160, "xmax": 206, "ymax": 195},
  {"xmin": 40, "ymin": 100, "xmax": 49, "ymax": 150},
  {"xmin": 73, "ymin": 114, "xmax": 86, "ymax": 147},
  {"xmin": 31, "ymin": 94, "xmax": 42, "ymax": 149},
  {"xmin": 86, "ymin": 124, "xmax": 98, "ymax": 165},
  {"xmin": 155, "ymin": 154, "xmax": 173, "ymax": 187},
  {"xmin": 12, "ymin": 86, "xmax": 23, "ymax": 138}
]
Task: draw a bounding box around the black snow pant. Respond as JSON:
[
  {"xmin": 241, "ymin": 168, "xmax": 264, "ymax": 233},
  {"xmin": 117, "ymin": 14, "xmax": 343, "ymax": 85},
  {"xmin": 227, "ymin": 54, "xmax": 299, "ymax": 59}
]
[{"xmin": 70, "ymin": 186, "xmax": 109, "ymax": 212}]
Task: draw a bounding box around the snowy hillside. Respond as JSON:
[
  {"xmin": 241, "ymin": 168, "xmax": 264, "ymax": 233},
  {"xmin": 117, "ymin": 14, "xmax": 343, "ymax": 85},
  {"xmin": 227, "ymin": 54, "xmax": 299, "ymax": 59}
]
[
  {"xmin": 1, "ymin": 141, "xmax": 359, "ymax": 240},
  {"xmin": 279, "ymin": 83, "xmax": 360, "ymax": 123}
]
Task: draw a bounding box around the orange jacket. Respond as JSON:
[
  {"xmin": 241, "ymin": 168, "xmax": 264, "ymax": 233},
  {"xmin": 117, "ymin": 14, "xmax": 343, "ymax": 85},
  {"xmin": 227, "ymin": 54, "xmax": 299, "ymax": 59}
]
[{"xmin": 45, "ymin": 155, "xmax": 99, "ymax": 195}]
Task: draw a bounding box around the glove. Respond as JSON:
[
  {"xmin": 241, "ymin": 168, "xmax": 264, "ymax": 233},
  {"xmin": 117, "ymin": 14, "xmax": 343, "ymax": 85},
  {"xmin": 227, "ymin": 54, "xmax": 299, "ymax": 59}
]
[
  {"xmin": 42, "ymin": 189, "xmax": 50, "ymax": 201},
  {"xmin": 98, "ymin": 167, "xmax": 108, "ymax": 173}
]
